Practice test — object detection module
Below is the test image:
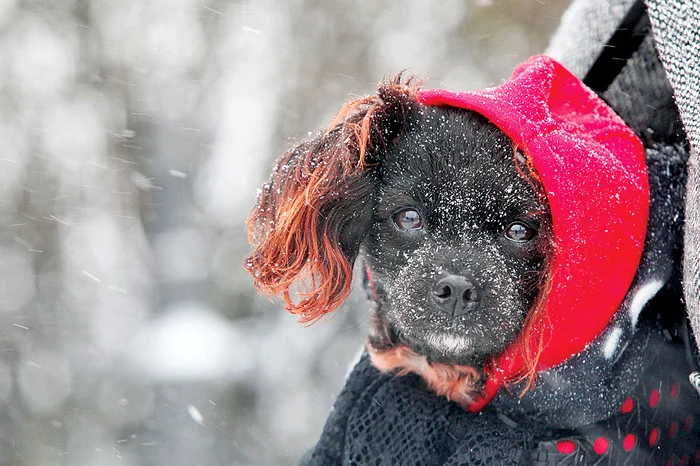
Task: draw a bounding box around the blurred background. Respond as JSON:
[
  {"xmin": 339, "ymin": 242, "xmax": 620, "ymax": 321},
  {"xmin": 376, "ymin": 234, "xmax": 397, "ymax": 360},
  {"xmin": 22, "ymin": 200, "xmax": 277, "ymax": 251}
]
[{"xmin": 0, "ymin": 0, "xmax": 570, "ymax": 464}]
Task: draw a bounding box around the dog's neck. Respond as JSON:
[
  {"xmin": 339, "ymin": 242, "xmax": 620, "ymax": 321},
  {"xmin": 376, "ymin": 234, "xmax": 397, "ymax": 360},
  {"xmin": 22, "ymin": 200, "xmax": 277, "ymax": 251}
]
[
  {"xmin": 366, "ymin": 310, "xmax": 485, "ymax": 409},
  {"xmin": 367, "ymin": 340, "xmax": 484, "ymax": 409}
]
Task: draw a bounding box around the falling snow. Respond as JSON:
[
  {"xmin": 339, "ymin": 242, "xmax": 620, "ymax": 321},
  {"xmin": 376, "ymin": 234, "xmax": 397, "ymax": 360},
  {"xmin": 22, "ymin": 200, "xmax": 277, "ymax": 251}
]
[{"xmin": 0, "ymin": 0, "xmax": 568, "ymax": 465}]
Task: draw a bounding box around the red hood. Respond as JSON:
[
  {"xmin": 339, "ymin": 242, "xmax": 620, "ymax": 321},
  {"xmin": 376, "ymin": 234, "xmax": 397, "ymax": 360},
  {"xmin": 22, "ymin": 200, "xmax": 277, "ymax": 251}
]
[{"xmin": 418, "ymin": 55, "xmax": 649, "ymax": 411}]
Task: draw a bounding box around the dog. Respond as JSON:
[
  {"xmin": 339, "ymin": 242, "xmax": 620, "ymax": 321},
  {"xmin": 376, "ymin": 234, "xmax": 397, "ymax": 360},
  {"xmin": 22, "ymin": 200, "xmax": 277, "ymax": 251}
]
[{"xmin": 244, "ymin": 56, "xmax": 653, "ymax": 410}]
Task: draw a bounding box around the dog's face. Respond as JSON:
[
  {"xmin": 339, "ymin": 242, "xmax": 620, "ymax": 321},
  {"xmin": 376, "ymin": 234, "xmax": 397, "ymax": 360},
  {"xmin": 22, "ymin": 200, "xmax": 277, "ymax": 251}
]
[
  {"xmin": 245, "ymin": 79, "xmax": 551, "ymax": 375},
  {"xmin": 363, "ymin": 107, "xmax": 549, "ymax": 366}
]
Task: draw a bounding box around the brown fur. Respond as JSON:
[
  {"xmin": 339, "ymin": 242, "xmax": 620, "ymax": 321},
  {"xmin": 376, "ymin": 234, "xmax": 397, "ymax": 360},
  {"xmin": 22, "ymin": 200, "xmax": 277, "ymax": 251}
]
[
  {"xmin": 244, "ymin": 76, "xmax": 419, "ymax": 323},
  {"xmin": 368, "ymin": 343, "xmax": 484, "ymax": 409}
]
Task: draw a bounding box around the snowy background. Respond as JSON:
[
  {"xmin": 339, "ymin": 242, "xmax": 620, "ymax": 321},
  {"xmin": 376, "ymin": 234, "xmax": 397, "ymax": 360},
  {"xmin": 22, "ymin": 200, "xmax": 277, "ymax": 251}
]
[{"xmin": 0, "ymin": 1, "xmax": 569, "ymax": 464}]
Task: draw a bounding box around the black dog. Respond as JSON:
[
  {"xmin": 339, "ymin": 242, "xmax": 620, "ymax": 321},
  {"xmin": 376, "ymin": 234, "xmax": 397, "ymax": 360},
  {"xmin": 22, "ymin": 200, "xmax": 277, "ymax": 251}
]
[
  {"xmin": 360, "ymin": 100, "xmax": 552, "ymax": 383},
  {"xmin": 245, "ymin": 76, "xmax": 557, "ymax": 406}
]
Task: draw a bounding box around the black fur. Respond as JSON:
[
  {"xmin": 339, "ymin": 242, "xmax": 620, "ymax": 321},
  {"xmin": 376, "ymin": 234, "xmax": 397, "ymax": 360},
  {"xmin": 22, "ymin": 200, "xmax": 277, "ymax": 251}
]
[{"xmin": 357, "ymin": 105, "xmax": 550, "ymax": 366}]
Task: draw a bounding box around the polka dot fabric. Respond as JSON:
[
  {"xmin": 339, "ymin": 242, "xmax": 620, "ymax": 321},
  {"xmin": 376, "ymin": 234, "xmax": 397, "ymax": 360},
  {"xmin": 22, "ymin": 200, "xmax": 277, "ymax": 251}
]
[{"xmin": 530, "ymin": 341, "xmax": 700, "ymax": 465}]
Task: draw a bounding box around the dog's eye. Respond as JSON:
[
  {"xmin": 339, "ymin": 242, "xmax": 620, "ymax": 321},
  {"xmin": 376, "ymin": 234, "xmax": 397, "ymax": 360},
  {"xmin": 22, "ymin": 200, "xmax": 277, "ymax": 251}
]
[
  {"xmin": 505, "ymin": 222, "xmax": 535, "ymax": 242},
  {"xmin": 393, "ymin": 208, "xmax": 423, "ymax": 231}
]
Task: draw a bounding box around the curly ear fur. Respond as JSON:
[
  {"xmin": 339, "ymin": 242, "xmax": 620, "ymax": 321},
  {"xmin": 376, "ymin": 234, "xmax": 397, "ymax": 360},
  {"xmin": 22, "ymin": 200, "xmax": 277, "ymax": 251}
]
[{"xmin": 244, "ymin": 76, "xmax": 420, "ymax": 323}]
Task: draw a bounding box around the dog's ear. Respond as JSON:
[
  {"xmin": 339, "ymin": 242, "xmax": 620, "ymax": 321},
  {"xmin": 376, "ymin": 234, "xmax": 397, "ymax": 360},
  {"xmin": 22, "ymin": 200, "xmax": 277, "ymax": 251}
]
[{"xmin": 244, "ymin": 76, "xmax": 419, "ymax": 323}]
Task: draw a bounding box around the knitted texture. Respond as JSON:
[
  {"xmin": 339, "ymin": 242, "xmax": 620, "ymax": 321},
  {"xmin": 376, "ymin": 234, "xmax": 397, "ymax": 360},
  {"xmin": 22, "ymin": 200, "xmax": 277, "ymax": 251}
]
[
  {"xmin": 305, "ymin": 355, "xmax": 539, "ymax": 466},
  {"xmin": 306, "ymin": 330, "xmax": 700, "ymax": 466},
  {"xmin": 646, "ymin": 0, "xmax": 700, "ymax": 359}
]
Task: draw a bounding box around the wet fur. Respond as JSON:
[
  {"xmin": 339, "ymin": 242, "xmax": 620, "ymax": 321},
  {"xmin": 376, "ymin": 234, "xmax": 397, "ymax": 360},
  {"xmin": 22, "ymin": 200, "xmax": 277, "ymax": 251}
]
[{"xmin": 245, "ymin": 78, "xmax": 553, "ymax": 407}]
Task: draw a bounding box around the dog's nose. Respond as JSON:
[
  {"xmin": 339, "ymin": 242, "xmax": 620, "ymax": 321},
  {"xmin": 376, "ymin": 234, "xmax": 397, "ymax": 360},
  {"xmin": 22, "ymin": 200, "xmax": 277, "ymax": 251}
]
[{"xmin": 431, "ymin": 274, "xmax": 479, "ymax": 317}]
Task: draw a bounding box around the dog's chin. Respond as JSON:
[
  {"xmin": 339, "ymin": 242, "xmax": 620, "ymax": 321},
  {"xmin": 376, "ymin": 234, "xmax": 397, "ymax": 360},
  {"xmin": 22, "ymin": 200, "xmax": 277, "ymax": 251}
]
[{"xmin": 400, "ymin": 329, "xmax": 501, "ymax": 367}]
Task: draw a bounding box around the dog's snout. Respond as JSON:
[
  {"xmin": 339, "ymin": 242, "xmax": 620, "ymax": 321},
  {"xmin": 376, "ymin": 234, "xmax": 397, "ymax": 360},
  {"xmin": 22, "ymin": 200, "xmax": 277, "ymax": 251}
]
[{"xmin": 431, "ymin": 274, "xmax": 479, "ymax": 317}]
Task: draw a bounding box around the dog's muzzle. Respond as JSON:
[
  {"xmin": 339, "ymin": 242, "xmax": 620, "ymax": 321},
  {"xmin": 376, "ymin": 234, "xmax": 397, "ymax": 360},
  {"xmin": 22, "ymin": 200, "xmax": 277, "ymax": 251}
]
[{"xmin": 431, "ymin": 274, "xmax": 480, "ymax": 317}]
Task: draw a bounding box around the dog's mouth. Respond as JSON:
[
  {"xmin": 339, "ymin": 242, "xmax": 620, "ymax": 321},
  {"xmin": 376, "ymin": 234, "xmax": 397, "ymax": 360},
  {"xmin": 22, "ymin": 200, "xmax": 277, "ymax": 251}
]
[{"xmin": 386, "ymin": 317, "xmax": 516, "ymax": 367}]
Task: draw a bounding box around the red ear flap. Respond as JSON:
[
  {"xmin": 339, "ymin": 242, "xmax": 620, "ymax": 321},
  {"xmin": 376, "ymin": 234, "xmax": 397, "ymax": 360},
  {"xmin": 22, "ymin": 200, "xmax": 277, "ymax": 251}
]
[{"xmin": 244, "ymin": 77, "xmax": 419, "ymax": 323}]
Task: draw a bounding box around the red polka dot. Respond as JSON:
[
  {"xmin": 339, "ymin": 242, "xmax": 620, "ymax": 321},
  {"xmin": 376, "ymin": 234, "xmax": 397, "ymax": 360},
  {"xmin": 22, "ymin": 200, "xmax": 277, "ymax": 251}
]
[
  {"xmin": 670, "ymin": 421, "xmax": 678, "ymax": 438},
  {"xmin": 649, "ymin": 428, "xmax": 659, "ymax": 446},
  {"xmin": 695, "ymin": 449, "xmax": 700, "ymax": 464},
  {"xmin": 685, "ymin": 415, "xmax": 693, "ymax": 431},
  {"xmin": 682, "ymin": 455, "xmax": 688, "ymax": 466},
  {"xmin": 671, "ymin": 382, "xmax": 679, "ymax": 399},
  {"xmin": 621, "ymin": 397, "xmax": 634, "ymax": 413},
  {"xmin": 650, "ymin": 389, "xmax": 660, "ymax": 408},
  {"xmin": 668, "ymin": 460, "xmax": 674, "ymax": 466},
  {"xmin": 556, "ymin": 440, "xmax": 576, "ymax": 454},
  {"xmin": 593, "ymin": 437, "xmax": 609, "ymax": 454},
  {"xmin": 623, "ymin": 433, "xmax": 636, "ymax": 451}
]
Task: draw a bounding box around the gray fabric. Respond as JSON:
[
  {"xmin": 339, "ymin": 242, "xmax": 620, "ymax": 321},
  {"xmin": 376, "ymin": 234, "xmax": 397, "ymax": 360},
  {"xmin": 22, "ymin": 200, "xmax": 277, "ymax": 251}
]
[
  {"xmin": 547, "ymin": 0, "xmax": 700, "ymax": 357},
  {"xmin": 645, "ymin": 0, "xmax": 700, "ymax": 356},
  {"xmin": 546, "ymin": 0, "xmax": 637, "ymax": 76}
]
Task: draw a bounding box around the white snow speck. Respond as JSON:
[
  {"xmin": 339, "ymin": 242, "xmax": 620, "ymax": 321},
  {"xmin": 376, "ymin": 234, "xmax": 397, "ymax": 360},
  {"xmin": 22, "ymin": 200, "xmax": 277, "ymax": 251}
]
[
  {"xmin": 188, "ymin": 404, "xmax": 205, "ymax": 426},
  {"xmin": 168, "ymin": 169, "xmax": 188, "ymax": 179}
]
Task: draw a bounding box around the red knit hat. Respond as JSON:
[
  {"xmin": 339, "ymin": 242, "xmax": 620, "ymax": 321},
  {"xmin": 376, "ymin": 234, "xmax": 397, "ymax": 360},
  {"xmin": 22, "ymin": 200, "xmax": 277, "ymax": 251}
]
[{"xmin": 418, "ymin": 55, "xmax": 649, "ymax": 411}]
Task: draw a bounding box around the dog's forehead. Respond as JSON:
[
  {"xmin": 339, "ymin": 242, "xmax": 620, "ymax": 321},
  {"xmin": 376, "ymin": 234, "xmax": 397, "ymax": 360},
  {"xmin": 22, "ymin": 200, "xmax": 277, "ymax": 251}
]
[{"xmin": 379, "ymin": 107, "xmax": 537, "ymax": 220}]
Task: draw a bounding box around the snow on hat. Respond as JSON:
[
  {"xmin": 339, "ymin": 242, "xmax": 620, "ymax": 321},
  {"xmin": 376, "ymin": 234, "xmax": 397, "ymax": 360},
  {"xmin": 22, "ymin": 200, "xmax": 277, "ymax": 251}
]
[{"xmin": 418, "ymin": 55, "xmax": 649, "ymax": 410}]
